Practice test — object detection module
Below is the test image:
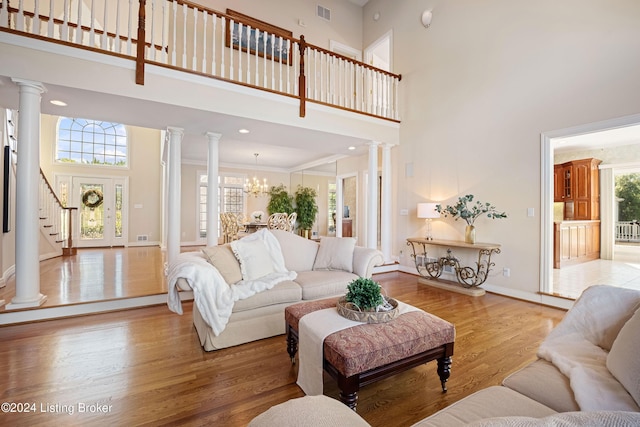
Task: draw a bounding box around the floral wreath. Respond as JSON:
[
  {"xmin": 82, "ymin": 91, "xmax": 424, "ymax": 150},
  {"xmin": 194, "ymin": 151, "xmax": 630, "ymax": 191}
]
[{"xmin": 82, "ymin": 189, "xmax": 104, "ymax": 209}]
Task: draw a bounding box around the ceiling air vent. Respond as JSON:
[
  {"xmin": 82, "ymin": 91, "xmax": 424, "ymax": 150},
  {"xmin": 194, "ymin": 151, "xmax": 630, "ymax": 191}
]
[{"xmin": 317, "ymin": 5, "xmax": 331, "ymax": 21}]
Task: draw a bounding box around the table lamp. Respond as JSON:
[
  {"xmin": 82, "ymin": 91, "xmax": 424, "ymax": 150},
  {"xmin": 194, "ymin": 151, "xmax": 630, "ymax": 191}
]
[{"xmin": 417, "ymin": 202, "xmax": 440, "ymax": 240}]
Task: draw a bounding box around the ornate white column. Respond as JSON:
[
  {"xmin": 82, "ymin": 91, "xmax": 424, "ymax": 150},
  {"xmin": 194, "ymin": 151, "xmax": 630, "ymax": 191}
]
[
  {"xmin": 381, "ymin": 143, "xmax": 393, "ymax": 263},
  {"xmin": 205, "ymin": 132, "xmax": 221, "ymax": 247},
  {"xmin": 7, "ymin": 79, "xmax": 47, "ymax": 309},
  {"xmin": 166, "ymin": 127, "xmax": 183, "ymax": 266},
  {"xmin": 366, "ymin": 141, "xmax": 380, "ymax": 250}
]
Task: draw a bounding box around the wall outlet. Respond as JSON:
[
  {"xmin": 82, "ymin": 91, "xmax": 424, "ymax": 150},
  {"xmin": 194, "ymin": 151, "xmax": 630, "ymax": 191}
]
[
  {"xmin": 400, "ymin": 209, "xmax": 408, "ymax": 216},
  {"xmin": 503, "ymin": 267, "xmax": 511, "ymax": 277}
]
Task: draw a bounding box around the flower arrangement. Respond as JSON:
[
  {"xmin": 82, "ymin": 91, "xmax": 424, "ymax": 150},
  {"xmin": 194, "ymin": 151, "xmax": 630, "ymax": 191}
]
[
  {"xmin": 250, "ymin": 211, "xmax": 264, "ymax": 222},
  {"xmin": 435, "ymin": 195, "xmax": 507, "ymax": 226}
]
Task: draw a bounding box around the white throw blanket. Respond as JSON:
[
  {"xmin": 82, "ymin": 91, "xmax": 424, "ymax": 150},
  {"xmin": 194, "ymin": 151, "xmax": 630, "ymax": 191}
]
[
  {"xmin": 166, "ymin": 229, "xmax": 296, "ymax": 336},
  {"xmin": 537, "ymin": 285, "xmax": 640, "ymax": 411},
  {"xmin": 297, "ymin": 301, "xmax": 420, "ymax": 395}
]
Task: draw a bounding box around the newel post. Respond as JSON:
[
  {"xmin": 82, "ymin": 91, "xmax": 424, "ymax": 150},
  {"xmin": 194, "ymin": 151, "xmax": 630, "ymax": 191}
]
[
  {"xmin": 135, "ymin": 0, "xmax": 147, "ymax": 85},
  {"xmin": 298, "ymin": 35, "xmax": 307, "ymax": 118}
]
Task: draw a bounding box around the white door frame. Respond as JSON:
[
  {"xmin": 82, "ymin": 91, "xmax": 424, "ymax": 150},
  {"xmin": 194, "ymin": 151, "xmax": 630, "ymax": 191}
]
[
  {"xmin": 540, "ymin": 113, "xmax": 640, "ymax": 294},
  {"xmin": 56, "ymin": 173, "xmax": 129, "ymax": 248}
]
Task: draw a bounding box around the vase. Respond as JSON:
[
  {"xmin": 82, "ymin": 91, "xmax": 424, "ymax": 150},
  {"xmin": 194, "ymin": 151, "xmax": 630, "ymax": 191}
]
[{"xmin": 465, "ymin": 225, "xmax": 476, "ymax": 244}]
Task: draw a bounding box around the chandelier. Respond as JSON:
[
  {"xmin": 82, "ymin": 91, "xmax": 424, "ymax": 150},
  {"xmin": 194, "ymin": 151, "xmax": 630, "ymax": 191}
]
[{"xmin": 244, "ymin": 153, "xmax": 268, "ymax": 197}]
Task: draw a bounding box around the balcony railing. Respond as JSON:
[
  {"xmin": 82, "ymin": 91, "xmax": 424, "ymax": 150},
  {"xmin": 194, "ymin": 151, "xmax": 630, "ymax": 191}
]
[
  {"xmin": 0, "ymin": 0, "xmax": 401, "ymax": 121},
  {"xmin": 616, "ymin": 221, "xmax": 640, "ymax": 242}
]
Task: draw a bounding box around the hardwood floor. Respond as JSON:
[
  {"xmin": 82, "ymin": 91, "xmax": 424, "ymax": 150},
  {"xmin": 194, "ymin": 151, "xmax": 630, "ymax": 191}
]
[{"xmin": 0, "ymin": 271, "xmax": 567, "ymax": 427}]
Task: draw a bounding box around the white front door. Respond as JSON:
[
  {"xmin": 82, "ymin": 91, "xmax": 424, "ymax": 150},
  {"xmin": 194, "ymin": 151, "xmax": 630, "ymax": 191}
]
[{"xmin": 72, "ymin": 176, "xmax": 126, "ymax": 247}]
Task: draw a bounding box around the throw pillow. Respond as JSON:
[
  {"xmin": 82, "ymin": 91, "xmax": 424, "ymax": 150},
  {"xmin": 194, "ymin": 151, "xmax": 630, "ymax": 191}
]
[
  {"xmin": 313, "ymin": 237, "xmax": 356, "ymax": 272},
  {"xmin": 201, "ymin": 244, "xmax": 242, "ymax": 284},
  {"xmin": 607, "ymin": 307, "xmax": 640, "ymax": 407},
  {"xmin": 231, "ymin": 238, "xmax": 276, "ymax": 281}
]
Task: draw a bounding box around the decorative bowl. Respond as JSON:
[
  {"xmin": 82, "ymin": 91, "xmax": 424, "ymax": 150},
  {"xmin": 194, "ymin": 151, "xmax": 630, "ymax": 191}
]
[{"xmin": 336, "ymin": 296, "xmax": 399, "ymax": 324}]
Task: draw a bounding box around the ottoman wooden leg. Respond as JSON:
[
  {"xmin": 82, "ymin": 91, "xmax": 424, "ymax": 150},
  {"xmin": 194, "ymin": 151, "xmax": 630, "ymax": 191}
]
[
  {"xmin": 337, "ymin": 374, "xmax": 359, "ymax": 411},
  {"xmin": 286, "ymin": 325, "xmax": 298, "ymax": 364},
  {"xmin": 437, "ymin": 355, "xmax": 452, "ymax": 392}
]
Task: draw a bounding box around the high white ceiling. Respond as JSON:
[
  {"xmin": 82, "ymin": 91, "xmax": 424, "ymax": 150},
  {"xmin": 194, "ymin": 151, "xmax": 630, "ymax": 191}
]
[
  {"xmin": 347, "ymin": 0, "xmax": 369, "ymax": 6},
  {"xmin": 553, "ymin": 124, "xmax": 640, "ymax": 153}
]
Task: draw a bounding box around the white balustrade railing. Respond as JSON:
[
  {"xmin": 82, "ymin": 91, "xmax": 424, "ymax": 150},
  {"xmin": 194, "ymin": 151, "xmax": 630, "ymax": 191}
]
[
  {"xmin": 0, "ymin": 0, "xmax": 401, "ymax": 121},
  {"xmin": 616, "ymin": 221, "xmax": 640, "ymax": 242}
]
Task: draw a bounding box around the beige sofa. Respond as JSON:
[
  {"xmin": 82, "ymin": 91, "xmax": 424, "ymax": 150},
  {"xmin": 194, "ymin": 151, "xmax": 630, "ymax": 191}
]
[
  {"xmin": 249, "ymin": 285, "xmax": 640, "ymax": 426},
  {"xmin": 169, "ymin": 229, "xmax": 384, "ymax": 351}
]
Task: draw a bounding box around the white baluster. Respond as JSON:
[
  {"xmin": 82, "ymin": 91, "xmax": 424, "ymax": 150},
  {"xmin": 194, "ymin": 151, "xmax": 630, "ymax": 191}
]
[
  {"xmin": 114, "ymin": 0, "xmax": 121, "ymax": 53},
  {"xmin": 220, "ymin": 16, "xmax": 225, "ymax": 78},
  {"xmin": 191, "ymin": 6, "xmax": 197, "ymax": 70},
  {"xmin": 89, "ymin": 0, "xmax": 96, "ymax": 46},
  {"xmin": 270, "ymin": 33, "xmax": 275, "ymax": 89},
  {"xmin": 60, "ymin": 0, "xmax": 69, "ymax": 41},
  {"xmin": 101, "ymin": 0, "xmax": 108, "ymax": 49},
  {"xmin": 161, "ymin": 0, "xmax": 168, "ymax": 62},
  {"xmin": 150, "ymin": 0, "xmax": 157, "ymax": 61},
  {"xmin": 394, "ymin": 77, "xmax": 400, "ymax": 120},
  {"xmin": 47, "ymin": 0, "xmax": 54, "ymax": 38},
  {"xmin": 254, "ymin": 29, "xmax": 259, "ymax": 86},
  {"xmin": 127, "ymin": 0, "xmax": 133, "ymax": 55},
  {"xmin": 182, "ymin": 3, "xmax": 187, "ymax": 68},
  {"xmin": 33, "ymin": 0, "xmax": 41, "ymax": 35},
  {"xmin": 246, "ymin": 24, "xmax": 251, "ymax": 84},
  {"xmin": 314, "ymin": 50, "xmax": 324, "ymax": 101},
  {"xmin": 202, "ymin": 11, "xmax": 208, "ymax": 72},
  {"xmin": 278, "ymin": 36, "xmax": 283, "ymax": 92},
  {"xmin": 74, "ymin": 0, "xmax": 82, "ymax": 43},
  {"xmin": 16, "ymin": 0, "xmax": 24, "ymax": 32},
  {"xmin": 211, "ymin": 13, "xmax": 217, "ymax": 75},
  {"xmin": 0, "ymin": 0, "xmax": 8, "ymax": 28},
  {"xmin": 262, "ymin": 30, "xmax": 267, "ymax": 87},
  {"xmin": 286, "ymin": 39, "xmax": 290, "ymax": 93},
  {"xmin": 237, "ymin": 22, "xmax": 243, "ymax": 82},
  {"xmin": 229, "ymin": 19, "xmax": 235, "ymax": 80},
  {"xmin": 171, "ymin": 0, "xmax": 177, "ymax": 65}
]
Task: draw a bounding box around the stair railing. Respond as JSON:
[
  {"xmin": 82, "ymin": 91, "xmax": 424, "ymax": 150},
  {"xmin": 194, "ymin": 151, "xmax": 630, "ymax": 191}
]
[{"xmin": 39, "ymin": 169, "xmax": 77, "ymax": 256}]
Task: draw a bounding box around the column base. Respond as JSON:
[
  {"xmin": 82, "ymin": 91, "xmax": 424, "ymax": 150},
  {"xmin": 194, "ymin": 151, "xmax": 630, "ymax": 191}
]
[{"xmin": 6, "ymin": 294, "xmax": 47, "ymax": 310}]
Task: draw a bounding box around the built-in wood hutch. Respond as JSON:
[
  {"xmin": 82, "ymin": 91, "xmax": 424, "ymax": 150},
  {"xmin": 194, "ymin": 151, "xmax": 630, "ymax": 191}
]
[{"xmin": 553, "ymin": 158, "xmax": 601, "ymax": 268}]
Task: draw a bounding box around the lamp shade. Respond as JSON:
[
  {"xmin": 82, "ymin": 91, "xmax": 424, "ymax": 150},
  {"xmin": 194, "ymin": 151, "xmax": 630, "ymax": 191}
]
[{"xmin": 417, "ymin": 203, "xmax": 440, "ymax": 219}]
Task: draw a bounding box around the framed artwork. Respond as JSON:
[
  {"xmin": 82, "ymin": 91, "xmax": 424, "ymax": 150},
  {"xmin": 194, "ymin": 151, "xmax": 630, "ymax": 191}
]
[
  {"xmin": 3, "ymin": 145, "xmax": 10, "ymax": 233},
  {"xmin": 225, "ymin": 9, "xmax": 293, "ymax": 66}
]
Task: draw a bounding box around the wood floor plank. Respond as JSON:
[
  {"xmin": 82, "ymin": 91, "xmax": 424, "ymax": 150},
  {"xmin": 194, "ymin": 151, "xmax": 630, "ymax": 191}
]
[{"xmin": 0, "ymin": 272, "xmax": 567, "ymax": 426}]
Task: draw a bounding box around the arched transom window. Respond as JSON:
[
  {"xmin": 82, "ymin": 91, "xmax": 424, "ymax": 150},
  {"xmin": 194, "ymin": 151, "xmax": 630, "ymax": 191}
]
[{"xmin": 56, "ymin": 118, "xmax": 128, "ymax": 167}]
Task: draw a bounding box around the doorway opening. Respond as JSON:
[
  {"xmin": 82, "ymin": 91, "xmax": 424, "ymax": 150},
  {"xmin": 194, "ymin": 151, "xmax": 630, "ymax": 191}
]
[{"xmin": 541, "ymin": 114, "xmax": 640, "ymax": 298}]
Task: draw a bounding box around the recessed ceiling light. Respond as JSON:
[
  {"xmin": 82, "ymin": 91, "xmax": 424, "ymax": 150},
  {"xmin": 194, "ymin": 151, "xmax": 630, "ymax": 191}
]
[
  {"xmin": 348, "ymin": 146, "xmax": 356, "ymax": 150},
  {"xmin": 238, "ymin": 129, "xmax": 250, "ymax": 134},
  {"xmin": 50, "ymin": 100, "xmax": 67, "ymax": 106}
]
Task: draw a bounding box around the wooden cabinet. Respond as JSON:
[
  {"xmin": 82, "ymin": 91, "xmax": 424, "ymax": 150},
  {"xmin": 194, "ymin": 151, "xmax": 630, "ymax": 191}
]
[
  {"xmin": 342, "ymin": 219, "xmax": 353, "ymax": 237},
  {"xmin": 553, "ymin": 158, "xmax": 601, "ymax": 220},
  {"xmin": 553, "ymin": 220, "xmax": 600, "ymax": 268}
]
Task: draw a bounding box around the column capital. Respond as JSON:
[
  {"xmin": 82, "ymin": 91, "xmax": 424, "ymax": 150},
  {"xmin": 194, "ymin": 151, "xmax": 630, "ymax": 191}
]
[
  {"xmin": 366, "ymin": 140, "xmax": 381, "ymax": 147},
  {"xmin": 205, "ymin": 132, "xmax": 222, "ymax": 142},
  {"xmin": 380, "ymin": 142, "xmax": 395, "ymax": 149},
  {"xmin": 11, "ymin": 78, "xmax": 47, "ymax": 94},
  {"xmin": 166, "ymin": 126, "xmax": 184, "ymax": 137}
]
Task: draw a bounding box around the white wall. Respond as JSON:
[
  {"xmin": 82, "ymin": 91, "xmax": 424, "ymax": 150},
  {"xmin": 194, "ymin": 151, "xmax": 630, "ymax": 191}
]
[{"xmin": 363, "ymin": 0, "xmax": 640, "ymax": 300}]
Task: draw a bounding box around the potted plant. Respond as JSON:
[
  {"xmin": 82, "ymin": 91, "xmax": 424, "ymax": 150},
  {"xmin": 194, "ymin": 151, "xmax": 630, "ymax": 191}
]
[
  {"xmin": 294, "ymin": 185, "xmax": 318, "ymax": 238},
  {"xmin": 345, "ymin": 277, "xmax": 384, "ymax": 311},
  {"xmin": 436, "ymin": 194, "xmax": 507, "ymax": 244},
  {"xmin": 267, "ymin": 184, "xmax": 293, "ymax": 215}
]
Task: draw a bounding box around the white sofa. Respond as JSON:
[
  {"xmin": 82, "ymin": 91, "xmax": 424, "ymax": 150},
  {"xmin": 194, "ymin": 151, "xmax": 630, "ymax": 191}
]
[
  {"xmin": 169, "ymin": 229, "xmax": 384, "ymax": 351},
  {"xmin": 249, "ymin": 285, "xmax": 640, "ymax": 426}
]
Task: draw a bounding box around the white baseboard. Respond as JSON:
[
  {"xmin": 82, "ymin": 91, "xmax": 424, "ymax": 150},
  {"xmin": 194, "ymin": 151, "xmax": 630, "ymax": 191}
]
[{"xmin": 126, "ymin": 240, "xmax": 161, "ymax": 247}]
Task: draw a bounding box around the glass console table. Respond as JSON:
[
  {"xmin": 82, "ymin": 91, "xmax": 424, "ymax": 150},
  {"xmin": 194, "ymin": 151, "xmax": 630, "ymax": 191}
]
[{"xmin": 406, "ymin": 238, "xmax": 501, "ymax": 289}]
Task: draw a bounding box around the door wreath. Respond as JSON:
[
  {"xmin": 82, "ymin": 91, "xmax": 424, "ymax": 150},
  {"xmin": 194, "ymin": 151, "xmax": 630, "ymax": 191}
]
[{"xmin": 82, "ymin": 189, "xmax": 104, "ymax": 208}]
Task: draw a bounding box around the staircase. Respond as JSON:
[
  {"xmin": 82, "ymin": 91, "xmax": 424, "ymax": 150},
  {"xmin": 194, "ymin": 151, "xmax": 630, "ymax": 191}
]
[{"xmin": 3, "ymin": 109, "xmax": 77, "ymax": 259}]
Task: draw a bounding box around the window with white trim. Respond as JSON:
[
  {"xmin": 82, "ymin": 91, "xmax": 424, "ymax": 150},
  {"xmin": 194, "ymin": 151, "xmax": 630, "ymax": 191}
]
[
  {"xmin": 56, "ymin": 117, "xmax": 128, "ymax": 166},
  {"xmin": 198, "ymin": 172, "xmax": 246, "ymax": 239}
]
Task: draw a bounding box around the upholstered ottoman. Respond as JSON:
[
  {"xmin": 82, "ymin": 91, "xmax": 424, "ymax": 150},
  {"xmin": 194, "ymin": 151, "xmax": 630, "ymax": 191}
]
[{"xmin": 285, "ymin": 297, "xmax": 455, "ymax": 410}]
